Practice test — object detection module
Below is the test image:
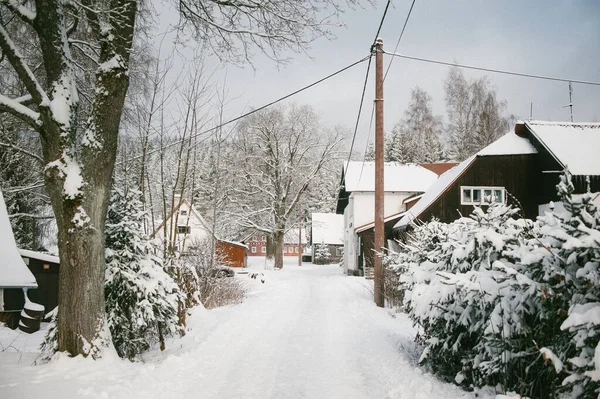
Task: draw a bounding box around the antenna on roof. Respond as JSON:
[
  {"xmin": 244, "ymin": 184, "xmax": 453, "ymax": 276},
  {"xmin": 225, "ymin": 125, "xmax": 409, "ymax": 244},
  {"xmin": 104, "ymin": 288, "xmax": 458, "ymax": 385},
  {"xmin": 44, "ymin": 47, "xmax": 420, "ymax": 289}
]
[
  {"xmin": 562, "ymin": 82, "xmax": 574, "ymax": 122},
  {"xmin": 530, "ymin": 102, "xmax": 533, "ymax": 120}
]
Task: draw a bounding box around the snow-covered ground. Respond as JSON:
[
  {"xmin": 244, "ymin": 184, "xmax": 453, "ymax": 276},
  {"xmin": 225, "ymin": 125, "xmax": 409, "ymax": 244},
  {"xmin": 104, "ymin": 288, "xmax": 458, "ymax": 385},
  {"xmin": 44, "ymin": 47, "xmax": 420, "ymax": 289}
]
[{"xmin": 1, "ymin": 259, "xmax": 476, "ymax": 399}]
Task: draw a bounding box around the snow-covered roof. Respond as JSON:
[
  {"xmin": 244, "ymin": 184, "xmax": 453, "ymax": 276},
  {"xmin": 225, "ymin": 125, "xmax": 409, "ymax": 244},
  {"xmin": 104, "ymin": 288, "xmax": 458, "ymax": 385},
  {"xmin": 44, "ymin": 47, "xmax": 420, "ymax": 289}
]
[
  {"xmin": 0, "ymin": 190, "xmax": 37, "ymax": 289},
  {"xmin": 217, "ymin": 239, "xmax": 249, "ymax": 250},
  {"xmin": 343, "ymin": 162, "xmax": 438, "ymax": 193},
  {"xmin": 311, "ymin": 213, "xmax": 344, "ymax": 245},
  {"xmin": 525, "ymin": 120, "xmax": 600, "ymax": 175},
  {"xmin": 477, "ymin": 131, "xmax": 537, "ymax": 156},
  {"xmin": 19, "ymin": 249, "xmax": 60, "ymax": 264},
  {"xmin": 355, "ymin": 211, "xmax": 407, "ymax": 234},
  {"xmin": 394, "ymin": 156, "xmax": 477, "ymax": 229}
]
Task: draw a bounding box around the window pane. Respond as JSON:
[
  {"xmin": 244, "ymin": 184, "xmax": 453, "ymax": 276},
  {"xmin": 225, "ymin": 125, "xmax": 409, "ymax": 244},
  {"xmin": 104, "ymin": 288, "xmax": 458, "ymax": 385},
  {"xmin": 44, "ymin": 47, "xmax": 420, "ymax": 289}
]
[
  {"xmin": 261, "ymin": 247, "xmax": 266, "ymax": 253},
  {"xmin": 493, "ymin": 189, "xmax": 503, "ymax": 203},
  {"xmin": 473, "ymin": 189, "xmax": 481, "ymax": 203},
  {"xmin": 483, "ymin": 189, "xmax": 492, "ymax": 203},
  {"xmin": 283, "ymin": 247, "xmax": 287, "ymax": 253},
  {"xmin": 462, "ymin": 189, "xmax": 472, "ymax": 203}
]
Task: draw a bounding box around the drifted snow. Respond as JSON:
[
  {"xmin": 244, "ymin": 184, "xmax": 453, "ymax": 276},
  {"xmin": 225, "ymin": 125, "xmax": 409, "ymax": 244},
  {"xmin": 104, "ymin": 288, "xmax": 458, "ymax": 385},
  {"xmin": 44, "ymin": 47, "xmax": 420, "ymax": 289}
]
[{"xmin": 0, "ymin": 261, "xmax": 481, "ymax": 399}]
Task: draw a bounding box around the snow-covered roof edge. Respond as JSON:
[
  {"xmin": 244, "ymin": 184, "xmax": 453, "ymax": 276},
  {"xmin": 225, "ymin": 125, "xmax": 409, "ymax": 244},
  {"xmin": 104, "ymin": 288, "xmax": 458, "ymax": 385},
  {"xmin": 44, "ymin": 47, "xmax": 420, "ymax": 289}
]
[
  {"xmin": 19, "ymin": 249, "xmax": 60, "ymax": 264},
  {"xmin": 394, "ymin": 155, "xmax": 477, "ymax": 230}
]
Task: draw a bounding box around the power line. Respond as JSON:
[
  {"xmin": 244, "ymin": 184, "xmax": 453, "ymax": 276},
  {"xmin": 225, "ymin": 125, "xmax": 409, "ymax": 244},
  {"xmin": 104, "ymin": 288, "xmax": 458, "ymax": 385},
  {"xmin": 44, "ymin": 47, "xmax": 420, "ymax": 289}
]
[
  {"xmin": 373, "ymin": 0, "xmax": 392, "ymax": 44},
  {"xmin": 384, "ymin": 0, "xmax": 417, "ymax": 82},
  {"xmin": 344, "ymin": 0, "xmax": 393, "ymax": 172},
  {"xmin": 344, "ymin": 55, "xmax": 373, "ymax": 170},
  {"xmin": 383, "ymin": 51, "xmax": 600, "ymax": 86},
  {"xmin": 124, "ymin": 55, "xmax": 371, "ymax": 165}
]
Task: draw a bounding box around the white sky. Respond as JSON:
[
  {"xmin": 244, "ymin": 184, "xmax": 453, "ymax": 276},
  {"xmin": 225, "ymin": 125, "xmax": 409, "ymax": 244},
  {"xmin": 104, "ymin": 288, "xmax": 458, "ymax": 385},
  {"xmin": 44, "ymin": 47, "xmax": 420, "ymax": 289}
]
[{"xmin": 153, "ymin": 0, "xmax": 600, "ymax": 155}]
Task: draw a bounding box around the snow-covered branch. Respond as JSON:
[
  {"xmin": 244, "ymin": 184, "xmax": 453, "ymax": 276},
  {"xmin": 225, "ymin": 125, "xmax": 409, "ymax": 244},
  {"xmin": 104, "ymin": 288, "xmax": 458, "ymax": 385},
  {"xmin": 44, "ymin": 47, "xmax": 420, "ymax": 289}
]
[
  {"xmin": 0, "ymin": 93, "xmax": 41, "ymax": 127},
  {"xmin": 0, "ymin": 25, "xmax": 48, "ymax": 107}
]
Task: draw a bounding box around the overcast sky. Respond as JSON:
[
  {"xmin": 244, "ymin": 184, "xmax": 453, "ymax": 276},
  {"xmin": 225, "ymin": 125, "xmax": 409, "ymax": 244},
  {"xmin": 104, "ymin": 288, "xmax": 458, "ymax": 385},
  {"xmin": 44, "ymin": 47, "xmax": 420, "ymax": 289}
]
[{"xmin": 154, "ymin": 0, "xmax": 600, "ymax": 155}]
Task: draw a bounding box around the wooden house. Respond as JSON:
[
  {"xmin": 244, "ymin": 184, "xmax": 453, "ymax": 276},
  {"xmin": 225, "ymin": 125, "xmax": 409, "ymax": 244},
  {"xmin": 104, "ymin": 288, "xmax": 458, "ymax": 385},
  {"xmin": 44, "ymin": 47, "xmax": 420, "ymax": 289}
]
[
  {"xmin": 0, "ymin": 190, "xmax": 38, "ymax": 328},
  {"xmin": 215, "ymin": 240, "xmax": 248, "ymax": 268},
  {"xmin": 394, "ymin": 121, "xmax": 600, "ymax": 233},
  {"xmin": 18, "ymin": 249, "xmax": 60, "ymax": 315},
  {"xmin": 310, "ymin": 213, "xmax": 344, "ymax": 264}
]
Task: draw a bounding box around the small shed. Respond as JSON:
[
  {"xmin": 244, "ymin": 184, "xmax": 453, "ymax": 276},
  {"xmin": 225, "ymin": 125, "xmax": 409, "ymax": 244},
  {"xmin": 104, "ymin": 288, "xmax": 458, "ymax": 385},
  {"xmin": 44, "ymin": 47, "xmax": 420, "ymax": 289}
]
[
  {"xmin": 18, "ymin": 249, "xmax": 60, "ymax": 315},
  {"xmin": 0, "ymin": 190, "xmax": 38, "ymax": 328},
  {"xmin": 216, "ymin": 240, "xmax": 248, "ymax": 268}
]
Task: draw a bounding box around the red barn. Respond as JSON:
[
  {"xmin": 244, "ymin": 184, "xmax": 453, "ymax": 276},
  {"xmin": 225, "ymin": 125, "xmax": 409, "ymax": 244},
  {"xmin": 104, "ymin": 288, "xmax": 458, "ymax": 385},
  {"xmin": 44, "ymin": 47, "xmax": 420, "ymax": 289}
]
[{"xmin": 215, "ymin": 240, "xmax": 248, "ymax": 268}]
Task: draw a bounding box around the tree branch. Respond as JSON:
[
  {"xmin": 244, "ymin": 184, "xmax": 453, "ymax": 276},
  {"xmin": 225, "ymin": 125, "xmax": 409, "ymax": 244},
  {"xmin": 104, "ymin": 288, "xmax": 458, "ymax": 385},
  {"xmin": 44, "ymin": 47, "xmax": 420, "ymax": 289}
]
[
  {"xmin": 0, "ymin": 24, "xmax": 48, "ymax": 105},
  {"xmin": 0, "ymin": 141, "xmax": 45, "ymax": 163}
]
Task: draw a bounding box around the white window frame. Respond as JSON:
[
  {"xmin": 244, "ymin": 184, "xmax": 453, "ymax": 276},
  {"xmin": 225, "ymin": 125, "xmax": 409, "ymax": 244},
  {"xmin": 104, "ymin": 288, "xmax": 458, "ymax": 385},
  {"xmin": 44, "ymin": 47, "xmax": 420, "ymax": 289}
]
[
  {"xmin": 283, "ymin": 247, "xmax": 287, "ymax": 253},
  {"xmin": 295, "ymin": 247, "xmax": 299, "ymax": 254},
  {"xmin": 261, "ymin": 247, "xmax": 266, "ymax": 253},
  {"xmin": 251, "ymin": 247, "xmax": 257, "ymax": 253},
  {"xmin": 460, "ymin": 186, "xmax": 506, "ymax": 205}
]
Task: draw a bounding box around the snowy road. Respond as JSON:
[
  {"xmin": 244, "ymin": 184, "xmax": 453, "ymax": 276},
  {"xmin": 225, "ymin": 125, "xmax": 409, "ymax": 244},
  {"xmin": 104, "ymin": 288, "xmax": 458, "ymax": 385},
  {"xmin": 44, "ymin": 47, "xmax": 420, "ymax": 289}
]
[{"xmin": 1, "ymin": 262, "xmax": 473, "ymax": 399}]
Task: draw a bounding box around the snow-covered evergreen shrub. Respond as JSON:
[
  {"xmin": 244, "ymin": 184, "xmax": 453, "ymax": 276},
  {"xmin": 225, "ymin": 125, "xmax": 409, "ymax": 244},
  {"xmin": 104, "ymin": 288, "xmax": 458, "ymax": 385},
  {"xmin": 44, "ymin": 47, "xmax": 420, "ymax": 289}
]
[
  {"xmin": 537, "ymin": 172, "xmax": 600, "ymax": 399},
  {"xmin": 393, "ymin": 171, "xmax": 600, "ymax": 398},
  {"xmin": 393, "ymin": 206, "xmax": 563, "ymax": 397},
  {"xmin": 314, "ymin": 241, "xmax": 330, "ymax": 264},
  {"xmin": 105, "ymin": 188, "xmax": 180, "ymax": 359}
]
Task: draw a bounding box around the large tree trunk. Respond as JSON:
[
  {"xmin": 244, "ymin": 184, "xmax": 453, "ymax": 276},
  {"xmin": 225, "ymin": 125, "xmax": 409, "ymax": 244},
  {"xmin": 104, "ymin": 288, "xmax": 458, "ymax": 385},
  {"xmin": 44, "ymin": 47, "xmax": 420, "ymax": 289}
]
[
  {"xmin": 273, "ymin": 229, "xmax": 284, "ymax": 269},
  {"xmin": 33, "ymin": 0, "xmax": 136, "ymax": 357}
]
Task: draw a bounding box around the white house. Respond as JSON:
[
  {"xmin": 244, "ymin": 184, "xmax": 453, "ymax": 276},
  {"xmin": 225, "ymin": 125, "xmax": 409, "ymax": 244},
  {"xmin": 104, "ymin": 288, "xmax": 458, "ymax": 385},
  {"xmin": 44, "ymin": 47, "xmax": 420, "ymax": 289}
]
[
  {"xmin": 0, "ymin": 190, "xmax": 38, "ymax": 313},
  {"xmin": 336, "ymin": 162, "xmax": 439, "ymax": 275},
  {"xmin": 311, "ymin": 213, "xmax": 344, "ymax": 263},
  {"xmin": 152, "ymin": 196, "xmax": 212, "ymax": 253}
]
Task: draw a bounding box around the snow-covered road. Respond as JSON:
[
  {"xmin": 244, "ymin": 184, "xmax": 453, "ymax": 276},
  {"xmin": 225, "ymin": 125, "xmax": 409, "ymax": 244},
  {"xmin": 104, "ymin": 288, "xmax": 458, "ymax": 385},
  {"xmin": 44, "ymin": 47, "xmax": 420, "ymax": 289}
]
[{"xmin": 1, "ymin": 262, "xmax": 473, "ymax": 399}]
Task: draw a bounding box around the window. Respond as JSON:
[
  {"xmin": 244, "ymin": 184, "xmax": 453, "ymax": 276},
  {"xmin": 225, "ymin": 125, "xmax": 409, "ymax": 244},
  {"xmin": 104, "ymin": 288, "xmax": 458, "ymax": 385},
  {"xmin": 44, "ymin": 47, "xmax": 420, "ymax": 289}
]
[
  {"xmin": 261, "ymin": 247, "xmax": 266, "ymax": 253},
  {"xmin": 283, "ymin": 247, "xmax": 287, "ymax": 253},
  {"xmin": 180, "ymin": 210, "xmax": 187, "ymax": 216},
  {"xmin": 295, "ymin": 247, "xmax": 299, "ymax": 254},
  {"xmin": 251, "ymin": 247, "xmax": 256, "ymax": 253},
  {"xmin": 261, "ymin": 236, "xmax": 266, "ymax": 242},
  {"xmin": 461, "ymin": 186, "xmax": 505, "ymax": 205},
  {"xmin": 177, "ymin": 226, "xmax": 191, "ymax": 234}
]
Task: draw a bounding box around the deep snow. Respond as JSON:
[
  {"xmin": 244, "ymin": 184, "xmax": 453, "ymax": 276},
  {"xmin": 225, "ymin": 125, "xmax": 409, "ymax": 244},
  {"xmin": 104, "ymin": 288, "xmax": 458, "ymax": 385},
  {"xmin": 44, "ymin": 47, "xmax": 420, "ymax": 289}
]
[{"xmin": 1, "ymin": 259, "xmax": 477, "ymax": 399}]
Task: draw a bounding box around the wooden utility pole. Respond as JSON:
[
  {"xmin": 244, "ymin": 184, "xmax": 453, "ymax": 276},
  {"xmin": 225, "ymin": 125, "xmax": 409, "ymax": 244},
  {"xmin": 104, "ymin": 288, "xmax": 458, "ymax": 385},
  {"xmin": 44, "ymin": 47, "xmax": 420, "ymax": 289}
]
[
  {"xmin": 298, "ymin": 208, "xmax": 303, "ymax": 266},
  {"xmin": 374, "ymin": 38, "xmax": 385, "ymax": 308}
]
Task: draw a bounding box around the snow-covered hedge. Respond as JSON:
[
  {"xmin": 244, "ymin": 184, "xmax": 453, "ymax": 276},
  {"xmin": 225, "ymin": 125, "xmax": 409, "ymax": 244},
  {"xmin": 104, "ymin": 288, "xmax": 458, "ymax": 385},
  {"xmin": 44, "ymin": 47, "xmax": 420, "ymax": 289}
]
[{"xmin": 390, "ymin": 172, "xmax": 600, "ymax": 398}]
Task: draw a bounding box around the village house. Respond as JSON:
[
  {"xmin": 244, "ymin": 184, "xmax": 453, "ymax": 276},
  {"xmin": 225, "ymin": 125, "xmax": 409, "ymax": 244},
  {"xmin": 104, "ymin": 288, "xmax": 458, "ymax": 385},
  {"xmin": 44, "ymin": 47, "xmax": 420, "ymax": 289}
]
[
  {"xmin": 310, "ymin": 212, "xmax": 344, "ymax": 264},
  {"xmin": 336, "ymin": 162, "xmax": 453, "ymax": 276},
  {"xmin": 244, "ymin": 229, "xmax": 307, "ymax": 257},
  {"xmin": 152, "ymin": 196, "xmax": 248, "ymax": 267},
  {"xmin": 394, "ymin": 121, "xmax": 600, "ymax": 234}
]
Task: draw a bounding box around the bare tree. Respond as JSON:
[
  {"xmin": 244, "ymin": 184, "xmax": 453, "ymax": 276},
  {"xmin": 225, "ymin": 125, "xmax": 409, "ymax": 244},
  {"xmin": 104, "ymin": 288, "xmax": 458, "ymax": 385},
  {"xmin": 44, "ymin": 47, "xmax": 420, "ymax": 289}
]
[
  {"xmin": 0, "ymin": 0, "xmax": 354, "ymax": 357},
  {"xmin": 386, "ymin": 87, "xmax": 443, "ymax": 163},
  {"xmin": 445, "ymin": 66, "xmax": 509, "ymax": 161},
  {"xmin": 230, "ymin": 104, "xmax": 342, "ymax": 269}
]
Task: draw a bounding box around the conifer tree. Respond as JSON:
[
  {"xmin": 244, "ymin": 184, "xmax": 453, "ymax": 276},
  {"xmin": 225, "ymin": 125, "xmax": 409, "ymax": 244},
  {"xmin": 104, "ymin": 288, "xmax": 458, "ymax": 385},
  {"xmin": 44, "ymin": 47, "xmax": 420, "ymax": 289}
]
[{"xmin": 105, "ymin": 187, "xmax": 180, "ymax": 359}]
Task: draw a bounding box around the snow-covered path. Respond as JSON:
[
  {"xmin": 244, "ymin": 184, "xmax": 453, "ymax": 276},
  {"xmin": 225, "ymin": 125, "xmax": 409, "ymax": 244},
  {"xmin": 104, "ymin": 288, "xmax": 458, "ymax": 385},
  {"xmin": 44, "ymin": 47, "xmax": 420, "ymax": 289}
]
[{"xmin": 1, "ymin": 263, "xmax": 473, "ymax": 399}]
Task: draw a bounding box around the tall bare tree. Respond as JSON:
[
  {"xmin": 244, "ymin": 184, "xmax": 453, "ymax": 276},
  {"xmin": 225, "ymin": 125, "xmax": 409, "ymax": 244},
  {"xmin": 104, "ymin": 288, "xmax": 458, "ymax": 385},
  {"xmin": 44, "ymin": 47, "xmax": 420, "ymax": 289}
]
[
  {"xmin": 444, "ymin": 66, "xmax": 510, "ymax": 161},
  {"xmin": 0, "ymin": 0, "xmax": 356, "ymax": 357},
  {"xmin": 230, "ymin": 105, "xmax": 342, "ymax": 269}
]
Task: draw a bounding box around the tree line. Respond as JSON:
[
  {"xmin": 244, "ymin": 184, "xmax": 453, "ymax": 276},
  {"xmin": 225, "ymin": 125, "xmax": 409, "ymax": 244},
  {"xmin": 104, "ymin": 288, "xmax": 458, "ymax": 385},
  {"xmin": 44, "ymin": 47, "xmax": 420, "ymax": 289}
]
[{"xmin": 367, "ymin": 65, "xmax": 513, "ymax": 163}]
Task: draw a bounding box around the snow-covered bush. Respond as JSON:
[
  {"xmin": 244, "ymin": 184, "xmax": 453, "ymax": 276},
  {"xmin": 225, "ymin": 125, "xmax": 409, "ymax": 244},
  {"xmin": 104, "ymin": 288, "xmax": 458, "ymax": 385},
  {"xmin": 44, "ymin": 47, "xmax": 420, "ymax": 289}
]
[
  {"xmin": 537, "ymin": 172, "xmax": 600, "ymax": 398},
  {"xmin": 314, "ymin": 241, "xmax": 330, "ymax": 264},
  {"xmin": 392, "ymin": 206, "xmax": 561, "ymax": 396},
  {"xmin": 105, "ymin": 188, "xmax": 180, "ymax": 359},
  {"xmin": 182, "ymin": 239, "xmax": 246, "ymax": 309},
  {"xmin": 392, "ymin": 171, "xmax": 600, "ymax": 399}
]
